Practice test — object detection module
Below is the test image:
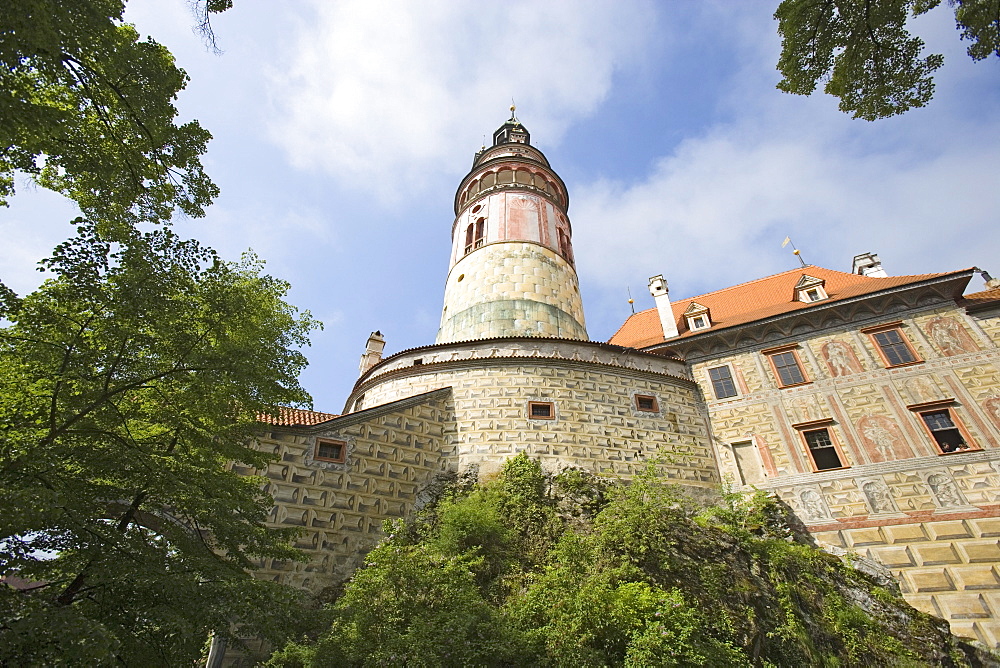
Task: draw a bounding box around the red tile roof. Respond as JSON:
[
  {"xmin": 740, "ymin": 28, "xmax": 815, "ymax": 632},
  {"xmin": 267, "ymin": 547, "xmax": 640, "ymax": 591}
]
[
  {"xmin": 257, "ymin": 406, "xmax": 339, "ymax": 426},
  {"xmin": 609, "ymin": 266, "xmax": 971, "ymax": 349},
  {"xmin": 962, "ymin": 286, "xmax": 1000, "ymax": 310}
]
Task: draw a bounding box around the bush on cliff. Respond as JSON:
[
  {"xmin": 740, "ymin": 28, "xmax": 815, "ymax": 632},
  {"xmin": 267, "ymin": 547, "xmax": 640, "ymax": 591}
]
[{"xmin": 268, "ymin": 454, "xmax": 985, "ymax": 667}]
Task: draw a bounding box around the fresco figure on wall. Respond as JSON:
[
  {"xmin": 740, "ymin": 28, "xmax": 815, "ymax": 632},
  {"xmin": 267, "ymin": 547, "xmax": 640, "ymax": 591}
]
[
  {"xmin": 790, "ymin": 395, "xmax": 822, "ymax": 423},
  {"xmin": 927, "ymin": 473, "xmax": 964, "ymax": 507},
  {"xmin": 822, "ymin": 341, "xmax": 863, "ymax": 377},
  {"xmin": 926, "ymin": 317, "xmax": 978, "ymax": 356},
  {"xmin": 905, "ymin": 376, "xmax": 940, "ymax": 404},
  {"xmin": 862, "ymin": 480, "xmax": 896, "ymax": 514},
  {"xmin": 984, "ymin": 396, "xmax": 1000, "ymax": 430},
  {"xmin": 857, "ymin": 415, "xmax": 912, "ymax": 462},
  {"xmin": 800, "ymin": 489, "xmax": 831, "ymax": 521}
]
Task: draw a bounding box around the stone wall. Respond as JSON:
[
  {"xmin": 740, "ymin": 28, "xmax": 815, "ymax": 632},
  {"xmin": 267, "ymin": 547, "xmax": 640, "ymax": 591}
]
[
  {"xmin": 236, "ymin": 389, "xmax": 455, "ymax": 594},
  {"xmin": 350, "ymin": 343, "xmax": 719, "ymax": 490},
  {"xmin": 437, "ymin": 242, "xmax": 586, "ymax": 343}
]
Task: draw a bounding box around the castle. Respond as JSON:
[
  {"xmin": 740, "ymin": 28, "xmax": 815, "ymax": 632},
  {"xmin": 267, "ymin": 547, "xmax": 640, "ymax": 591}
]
[{"xmin": 248, "ymin": 111, "xmax": 1000, "ymax": 647}]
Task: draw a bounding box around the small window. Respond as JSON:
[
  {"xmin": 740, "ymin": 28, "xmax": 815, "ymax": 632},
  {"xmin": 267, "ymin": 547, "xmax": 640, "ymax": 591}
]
[
  {"xmin": 315, "ymin": 439, "xmax": 347, "ymax": 463},
  {"xmin": 352, "ymin": 394, "xmax": 365, "ymax": 412},
  {"xmin": 413, "ymin": 358, "xmax": 423, "ymax": 365},
  {"xmin": 794, "ymin": 275, "xmax": 827, "ymax": 303},
  {"xmin": 708, "ymin": 366, "xmax": 737, "ymax": 399},
  {"xmin": 683, "ymin": 302, "xmax": 711, "ymax": 331},
  {"xmin": 558, "ymin": 228, "xmax": 574, "ymax": 265},
  {"xmin": 635, "ymin": 395, "xmax": 658, "ymax": 412},
  {"xmin": 864, "ymin": 325, "xmax": 920, "ymax": 367},
  {"xmin": 528, "ymin": 401, "xmax": 554, "ymax": 420},
  {"xmin": 464, "ymin": 223, "xmax": 474, "ymax": 254},
  {"xmin": 464, "ymin": 218, "xmax": 486, "ymax": 255},
  {"xmin": 803, "ymin": 428, "xmax": 844, "ymax": 471},
  {"xmin": 917, "ymin": 408, "xmax": 973, "ymax": 454},
  {"xmin": 768, "ymin": 349, "xmax": 808, "ymax": 387}
]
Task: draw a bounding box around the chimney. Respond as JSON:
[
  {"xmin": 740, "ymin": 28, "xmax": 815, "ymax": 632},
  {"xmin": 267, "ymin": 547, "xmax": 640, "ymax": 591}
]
[
  {"xmin": 648, "ymin": 275, "xmax": 679, "ymax": 340},
  {"xmin": 977, "ymin": 268, "xmax": 1000, "ymax": 290},
  {"xmin": 358, "ymin": 331, "xmax": 385, "ymax": 376},
  {"xmin": 852, "ymin": 252, "xmax": 888, "ymax": 278}
]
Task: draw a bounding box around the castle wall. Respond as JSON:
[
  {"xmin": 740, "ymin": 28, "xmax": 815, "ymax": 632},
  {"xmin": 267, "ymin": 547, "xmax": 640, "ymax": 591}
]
[
  {"xmin": 691, "ymin": 300, "xmax": 1000, "ymax": 645},
  {"xmin": 236, "ymin": 389, "xmax": 455, "ymax": 594},
  {"xmin": 350, "ymin": 343, "xmax": 719, "ymax": 491}
]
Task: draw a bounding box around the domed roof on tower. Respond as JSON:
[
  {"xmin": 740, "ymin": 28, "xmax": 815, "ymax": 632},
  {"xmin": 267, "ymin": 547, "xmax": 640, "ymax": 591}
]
[{"xmin": 492, "ymin": 104, "xmax": 530, "ymax": 146}]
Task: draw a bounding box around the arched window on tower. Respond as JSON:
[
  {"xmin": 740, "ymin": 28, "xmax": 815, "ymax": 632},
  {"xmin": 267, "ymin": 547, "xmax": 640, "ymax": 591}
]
[
  {"xmin": 558, "ymin": 228, "xmax": 574, "ymax": 265},
  {"xmin": 464, "ymin": 218, "xmax": 486, "ymax": 255}
]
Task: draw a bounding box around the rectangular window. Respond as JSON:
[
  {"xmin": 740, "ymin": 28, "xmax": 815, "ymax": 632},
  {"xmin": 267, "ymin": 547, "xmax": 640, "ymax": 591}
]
[
  {"xmin": 803, "ymin": 428, "xmax": 844, "ymax": 471},
  {"xmin": 863, "ymin": 323, "xmax": 920, "ymax": 367},
  {"xmin": 919, "ymin": 408, "xmax": 972, "ymax": 453},
  {"xmin": 315, "ymin": 439, "xmax": 346, "ymax": 463},
  {"xmin": 529, "ymin": 401, "xmax": 554, "ymax": 420},
  {"xmin": 769, "ymin": 350, "xmax": 807, "ymax": 387},
  {"xmin": 708, "ymin": 366, "xmax": 738, "ymax": 399},
  {"xmin": 635, "ymin": 395, "xmax": 658, "ymax": 412}
]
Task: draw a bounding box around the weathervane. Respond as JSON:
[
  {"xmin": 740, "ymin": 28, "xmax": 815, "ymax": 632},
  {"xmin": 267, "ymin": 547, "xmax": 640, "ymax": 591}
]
[{"xmin": 782, "ymin": 236, "xmax": 807, "ymax": 267}]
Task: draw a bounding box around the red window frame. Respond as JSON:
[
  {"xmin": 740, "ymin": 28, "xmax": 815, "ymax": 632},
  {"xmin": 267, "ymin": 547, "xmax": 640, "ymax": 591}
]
[{"xmin": 315, "ymin": 438, "xmax": 347, "ymax": 463}]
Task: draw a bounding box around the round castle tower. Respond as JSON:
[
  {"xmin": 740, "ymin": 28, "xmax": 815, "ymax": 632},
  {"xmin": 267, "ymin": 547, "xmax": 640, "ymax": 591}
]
[
  {"xmin": 436, "ymin": 108, "xmax": 588, "ymax": 343},
  {"xmin": 341, "ymin": 112, "xmax": 716, "ymax": 486}
]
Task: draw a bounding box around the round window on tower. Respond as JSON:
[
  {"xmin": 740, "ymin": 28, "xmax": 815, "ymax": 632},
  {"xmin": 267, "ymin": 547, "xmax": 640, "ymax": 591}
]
[
  {"xmin": 471, "ymin": 204, "xmax": 482, "ymax": 214},
  {"xmin": 457, "ymin": 274, "xmax": 465, "ymax": 282}
]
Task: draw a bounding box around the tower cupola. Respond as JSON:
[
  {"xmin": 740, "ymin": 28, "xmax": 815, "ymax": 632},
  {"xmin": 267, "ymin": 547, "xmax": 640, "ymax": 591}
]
[
  {"xmin": 436, "ymin": 111, "xmax": 587, "ymax": 343},
  {"xmin": 492, "ymin": 105, "xmax": 530, "ymax": 145}
]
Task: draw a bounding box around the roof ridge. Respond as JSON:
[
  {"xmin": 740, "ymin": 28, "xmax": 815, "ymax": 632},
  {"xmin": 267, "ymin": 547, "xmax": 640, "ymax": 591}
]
[{"xmin": 673, "ymin": 265, "xmax": 962, "ymax": 305}]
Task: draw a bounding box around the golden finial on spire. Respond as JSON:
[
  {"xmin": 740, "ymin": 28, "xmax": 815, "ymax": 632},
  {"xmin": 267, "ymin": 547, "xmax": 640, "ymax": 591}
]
[{"xmin": 510, "ymin": 99, "xmax": 516, "ymax": 120}]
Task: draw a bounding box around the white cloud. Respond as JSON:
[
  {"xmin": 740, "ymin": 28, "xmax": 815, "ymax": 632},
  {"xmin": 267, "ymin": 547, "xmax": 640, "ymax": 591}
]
[
  {"xmin": 268, "ymin": 0, "xmax": 656, "ymax": 199},
  {"xmin": 572, "ymin": 4, "xmax": 1000, "ymax": 302},
  {"xmin": 575, "ymin": 114, "xmax": 1000, "ymax": 301}
]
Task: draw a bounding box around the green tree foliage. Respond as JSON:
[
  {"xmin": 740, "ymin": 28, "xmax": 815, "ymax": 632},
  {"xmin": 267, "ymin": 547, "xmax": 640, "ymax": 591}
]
[
  {"xmin": 0, "ymin": 0, "xmax": 229, "ymax": 235},
  {"xmin": 0, "ymin": 221, "xmax": 321, "ymax": 665},
  {"xmin": 774, "ymin": 0, "xmax": 1000, "ymax": 120},
  {"xmin": 269, "ymin": 455, "xmax": 979, "ymax": 667}
]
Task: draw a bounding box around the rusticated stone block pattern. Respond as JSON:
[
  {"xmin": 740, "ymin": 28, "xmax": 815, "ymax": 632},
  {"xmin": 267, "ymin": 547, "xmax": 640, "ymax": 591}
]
[
  {"xmin": 235, "ymin": 390, "xmax": 454, "ymax": 593},
  {"xmin": 437, "ymin": 242, "xmax": 586, "ymax": 343},
  {"xmin": 357, "ymin": 358, "xmax": 719, "ymax": 490},
  {"xmin": 813, "ymin": 517, "xmax": 1000, "ymax": 646},
  {"xmin": 973, "ymin": 309, "xmax": 1000, "ymax": 346}
]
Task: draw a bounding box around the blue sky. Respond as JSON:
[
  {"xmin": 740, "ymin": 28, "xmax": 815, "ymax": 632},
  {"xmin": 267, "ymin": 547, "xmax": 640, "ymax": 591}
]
[{"xmin": 2, "ymin": 1, "xmax": 998, "ymax": 412}]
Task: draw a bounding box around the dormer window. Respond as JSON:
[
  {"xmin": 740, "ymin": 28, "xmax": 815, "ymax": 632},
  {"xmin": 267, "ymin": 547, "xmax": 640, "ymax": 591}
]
[
  {"xmin": 794, "ymin": 275, "xmax": 828, "ymax": 303},
  {"xmin": 684, "ymin": 302, "xmax": 711, "ymax": 331}
]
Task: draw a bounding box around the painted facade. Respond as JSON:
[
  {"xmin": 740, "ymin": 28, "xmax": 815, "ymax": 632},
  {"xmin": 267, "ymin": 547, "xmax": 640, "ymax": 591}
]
[
  {"xmin": 246, "ymin": 114, "xmax": 1000, "ymax": 652},
  {"xmin": 613, "ymin": 265, "xmax": 1000, "ymax": 645}
]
